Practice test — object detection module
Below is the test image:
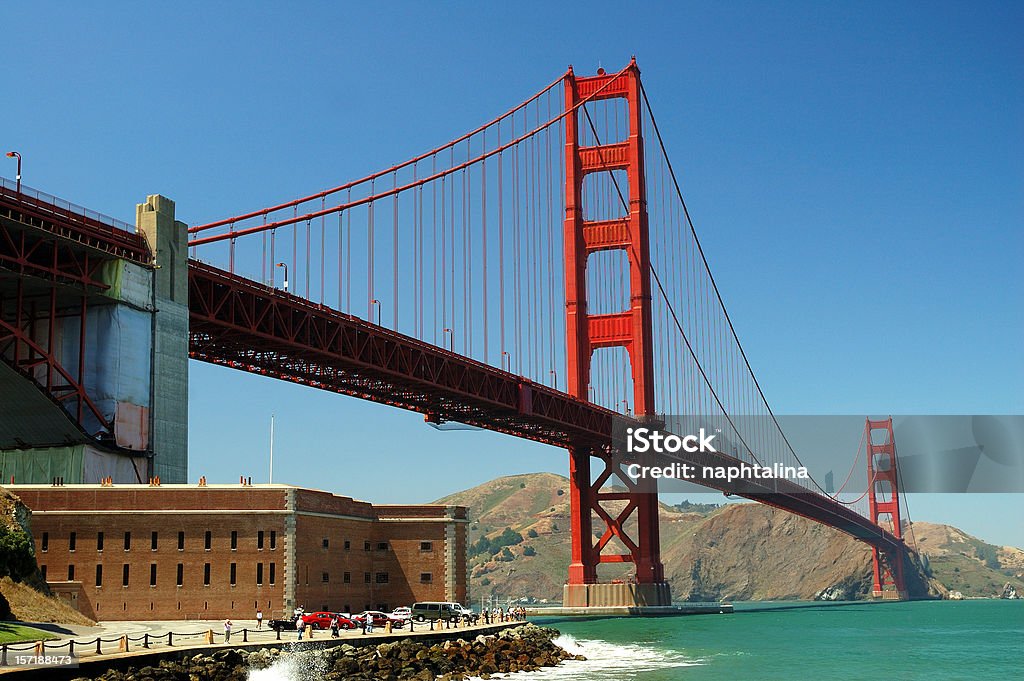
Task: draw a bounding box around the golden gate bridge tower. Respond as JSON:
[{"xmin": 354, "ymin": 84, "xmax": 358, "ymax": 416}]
[
  {"xmin": 866, "ymin": 417, "xmax": 907, "ymax": 599},
  {"xmin": 563, "ymin": 60, "xmax": 669, "ymax": 607}
]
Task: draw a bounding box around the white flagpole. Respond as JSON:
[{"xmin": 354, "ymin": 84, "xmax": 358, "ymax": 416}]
[{"xmin": 269, "ymin": 414, "xmax": 275, "ymax": 484}]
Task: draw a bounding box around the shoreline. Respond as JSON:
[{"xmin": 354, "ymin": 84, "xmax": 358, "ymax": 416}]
[{"xmin": 0, "ymin": 623, "xmax": 577, "ymax": 681}]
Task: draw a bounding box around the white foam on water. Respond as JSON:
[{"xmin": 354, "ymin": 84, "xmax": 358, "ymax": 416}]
[
  {"xmin": 247, "ymin": 635, "xmax": 702, "ymax": 680},
  {"xmin": 467, "ymin": 633, "xmax": 704, "ymax": 680},
  {"xmin": 246, "ymin": 650, "xmax": 329, "ymax": 681}
]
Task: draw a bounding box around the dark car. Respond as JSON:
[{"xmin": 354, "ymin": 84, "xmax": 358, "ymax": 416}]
[{"xmin": 269, "ymin": 617, "xmax": 298, "ymax": 632}]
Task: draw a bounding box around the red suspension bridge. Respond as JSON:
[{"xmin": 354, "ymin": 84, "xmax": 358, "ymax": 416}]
[{"xmin": 0, "ymin": 60, "xmax": 911, "ymax": 605}]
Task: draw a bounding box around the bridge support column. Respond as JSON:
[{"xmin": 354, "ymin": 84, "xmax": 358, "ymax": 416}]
[
  {"xmin": 136, "ymin": 195, "xmax": 189, "ymax": 483},
  {"xmin": 866, "ymin": 417, "xmax": 907, "ymax": 599},
  {"xmin": 562, "ymin": 61, "xmax": 668, "ymax": 607}
]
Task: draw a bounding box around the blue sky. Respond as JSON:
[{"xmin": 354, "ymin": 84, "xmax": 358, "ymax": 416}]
[{"xmin": 3, "ymin": 2, "xmax": 1021, "ymax": 545}]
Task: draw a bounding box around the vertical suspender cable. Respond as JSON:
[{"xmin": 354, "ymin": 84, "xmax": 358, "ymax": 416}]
[
  {"xmin": 481, "ymin": 129, "xmax": 489, "ymax": 364},
  {"xmin": 393, "ymin": 170, "xmax": 399, "ymax": 330}
]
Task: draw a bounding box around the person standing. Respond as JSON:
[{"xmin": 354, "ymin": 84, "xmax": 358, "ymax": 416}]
[
  {"xmin": 331, "ymin": 616, "xmax": 340, "ymax": 638},
  {"xmin": 224, "ymin": 619, "xmax": 232, "ymax": 643},
  {"xmin": 297, "ymin": 615, "xmax": 305, "ymax": 640},
  {"xmin": 366, "ymin": 614, "xmax": 374, "ymax": 634},
  {"xmin": 256, "ymin": 608, "xmax": 263, "ymax": 630}
]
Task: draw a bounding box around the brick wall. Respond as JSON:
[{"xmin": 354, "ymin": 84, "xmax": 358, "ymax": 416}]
[{"xmin": 11, "ymin": 484, "xmax": 467, "ymax": 620}]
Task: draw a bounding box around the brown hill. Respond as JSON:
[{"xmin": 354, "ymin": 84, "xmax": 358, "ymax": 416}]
[
  {"xmin": 435, "ymin": 473, "xmax": 1019, "ymax": 602},
  {"xmin": 907, "ymin": 521, "xmax": 1024, "ymax": 597}
]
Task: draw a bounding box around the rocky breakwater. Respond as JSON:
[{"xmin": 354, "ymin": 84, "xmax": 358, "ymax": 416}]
[{"xmin": 70, "ymin": 624, "xmax": 583, "ymax": 681}]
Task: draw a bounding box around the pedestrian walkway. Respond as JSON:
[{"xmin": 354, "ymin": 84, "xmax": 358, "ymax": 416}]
[{"xmin": 0, "ymin": 616, "xmax": 521, "ymax": 671}]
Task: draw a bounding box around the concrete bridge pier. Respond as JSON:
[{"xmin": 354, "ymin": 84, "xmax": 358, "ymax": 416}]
[
  {"xmin": 135, "ymin": 195, "xmax": 189, "ymax": 483},
  {"xmin": 0, "ymin": 191, "xmax": 188, "ymax": 484}
]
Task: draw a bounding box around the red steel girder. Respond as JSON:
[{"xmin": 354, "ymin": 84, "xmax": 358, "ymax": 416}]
[
  {"xmin": 0, "ymin": 218, "xmax": 112, "ymax": 290},
  {"xmin": 0, "ymin": 186, "xmax": 151, "ymax": 265},
  {"xmin": 0, "ymin": 285, "xmax": 111, "ymax": 439},
  {"xmin": 187, "ymin": 260, "xmax": 617, "ymax": 449}
]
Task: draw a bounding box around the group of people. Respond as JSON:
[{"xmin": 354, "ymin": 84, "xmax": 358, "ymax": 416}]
[
  {"xmin": 480, "ymin": 605, "xmax": 527, "ymax": 623},
  {"xmin": 233, "ymin": 603, "xmax": 529, "ymax": 643}
]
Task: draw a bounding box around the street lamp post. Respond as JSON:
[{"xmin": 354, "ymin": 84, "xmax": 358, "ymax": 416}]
[
  {"xmin": 370, "ymin": 299, "xmax": 381, "ymax": 326},
  {"xmin": 5, "ymin": 152, "xmax": 21, "ymax": 193},
  {"xmin": 442, "ymin": 327, "xmax": 454, "ymax": 352},
  {"xmin": 275, "ymin": 262, "xmax": 289, "ymax": 291},
  {"xmin": 501, "ymin": 351, "xmax": 511, "ymax": 372}
]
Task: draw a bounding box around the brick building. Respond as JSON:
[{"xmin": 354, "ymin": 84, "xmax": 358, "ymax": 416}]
[{"xmin": 9, "ymin": 483, "xmax": 468, "ymax": 621}]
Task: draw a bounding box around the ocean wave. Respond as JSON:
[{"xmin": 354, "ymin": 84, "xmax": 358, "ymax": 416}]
[
  {"xmin": 247, "ymin": 634, "xmax": 701, "ymax": 680},
  {"xmin": 477, "ymin": 633, "xmax": 703, "ymax": 679}
]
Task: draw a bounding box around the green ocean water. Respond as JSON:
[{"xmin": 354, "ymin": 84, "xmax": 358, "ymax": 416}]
[{"xmin": 527, "ymin": 600, "xmax": 1022, "ymax": 680}]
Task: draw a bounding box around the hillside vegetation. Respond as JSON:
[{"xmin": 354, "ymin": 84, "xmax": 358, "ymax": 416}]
[{"xmin": 0, "ymin": 487, "xmax": 94, "ymax": 624}]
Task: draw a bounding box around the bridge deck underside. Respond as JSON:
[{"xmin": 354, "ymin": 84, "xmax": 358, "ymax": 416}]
[{"xmin": 189, "ymin": 260, "xmax": 903, "ymax": 556}]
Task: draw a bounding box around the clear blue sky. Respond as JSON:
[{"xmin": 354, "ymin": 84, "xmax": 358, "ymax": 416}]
[{"xmin": 3, "ymin": 2, "xmax": 1021, "ymax": 545}]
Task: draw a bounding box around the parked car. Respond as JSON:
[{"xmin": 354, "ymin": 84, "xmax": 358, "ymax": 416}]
[
  {"xmin": 391, "ymin": 606, "xmax": 412, "ymax": 620},
  {"xmin": 302, "ymin": 611, "xmax": 344, "ymax": 630},
  {"xmin": 411, "ymin": 601, "xmax": 459, "ymax": 622},
  {"xmin": 353, "ymin": 610, "xmax": 405, "ymax": 628},
  {"xmin": 269, "ymin": 616, "xmax": 298, "ymax": 632}
]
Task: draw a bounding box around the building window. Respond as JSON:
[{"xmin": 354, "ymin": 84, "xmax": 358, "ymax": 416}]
[
  {"xmin": 69, "ymin": 532, "xmax": 77, "ymax": 552},
  {"xmin": 204, "ymin": 531, "xmax": 212, "ymax": 551},
  {"xmin": 40, "ymin": 565, "xmax": 46, "ymax": 580},
  {"xmin": 96, "ymin": 564, "xmax": 103, "ymax": 587},
  {"xmin": 344, "ymin": 540, "xmax": 350, "ymax": 550},
  {"xmin": 270, "ymin": 531, "xmax": 277, "ymax": 550},
  {"xmin": 375, "ymin": 572, "xmax": 389, "ymax": 584},
  {"xmin": 41, "ymin": 532, "xmax": 48, "ymax": 552},
  {"xmin": 230, "ymin": 563, "xmax": 237, "ymax": 586},
  {"xmin": 420, "ymin": 572, "xmax": 433, "ymax": 583},
  {"xmin": 364, "ymin": 541, "xmax": 371, "ymax": 551},
  {"xmin": 97, "ymin": 532, "xmax": 104, "ymax": 552},
  {"xmin": 420, "ymin": 541, "xmax": 432, "ymax": 552},
  {"xmin": 322, "ymin": 572, "xmax": 329, "ymax": 583},
  {"xmin": 256, "ymin": 564, "xmax": 263, "ymax": 585},
  {"xmin": 150, "ymin": 564, "xmax": 157, "ymax": 587},
  {"xmin": 231, "ymin": 531, "xmax": 238, "ymax": 550},
  {"xmin": 376, "ymin": 542, "xmax": 388, "ymax": 551},
  {"xmin": 122, "ymin": 564, "xmax": 130, "ymax": 587},
  {"xmin": 343, "ymin": 572, "xmax": 351, "ymax": 584},
  {"xmin": 151, "ymin": 532, "xmax": 158, "ymax": 551},
  {"xmin": 322, "ymin": 538, "xmax": 329, "ymax": 549},
  {"xmin": 364, "ymin": 572, "xmax": 371, "ymax": 584},
  {"xmin": 269, "ymin": 563, "xmax": 276, "ymax": 585},
  {"xmin": 124, "ymin": 532, "xmax": 131, "ymax": 551},
  {"xmin": 257, "ymin": 531, "xmax": 264, "ymax": 550},
  {"xmin": 67, "ymin": 564, "xmax": 75, "ymax": 581},
  {"xmin": 176, "ymin": 563, "xmax": 184, "ymax": 587},
  {"xmin": 204, "ymin": 563, "xmax": 211, "ymax": 586},
  {"xmin": 178, "ymin": 531, "xmax": 185, "ymax": 551}
]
